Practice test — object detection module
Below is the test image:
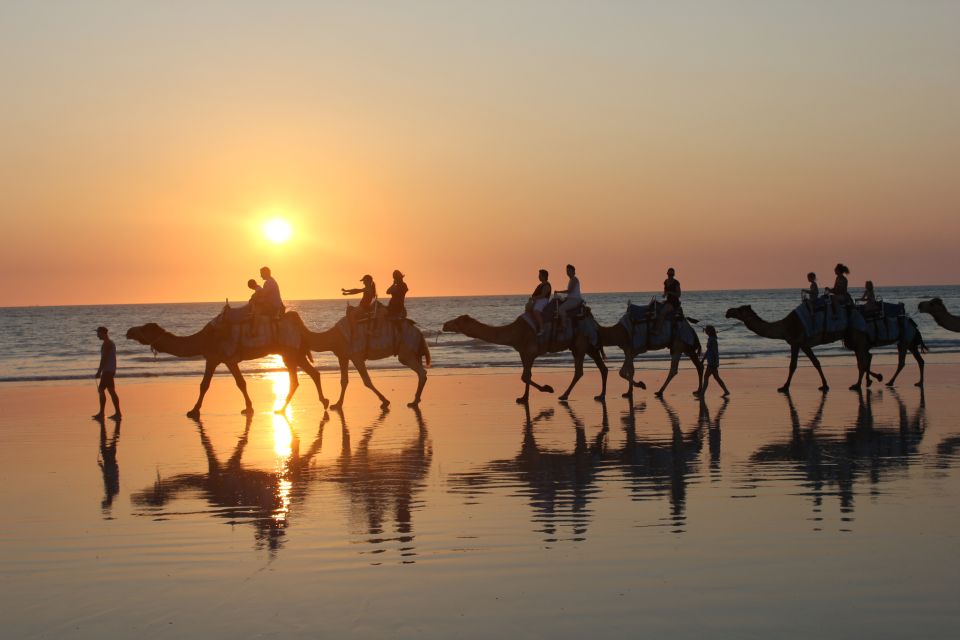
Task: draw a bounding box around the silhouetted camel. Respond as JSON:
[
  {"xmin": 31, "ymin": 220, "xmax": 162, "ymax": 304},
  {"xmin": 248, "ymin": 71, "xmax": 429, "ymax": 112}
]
[
  {"xmin": 441, "ymin": 314, "xmax": 607, "ymax": 403},
  {"xmin": 127, "ymin": 313, "xmax": 327, "ymax": 418},
  {"xmin": 918, "ymin": 298, "xmax": 960, "ymax": 332},
  {"xmin": 300, "ymin": 306, "xmax": 431, "ymax": 409},
  {"xmin": 597, "ymin": 317, "xmax": 702, "ymax": 399}
]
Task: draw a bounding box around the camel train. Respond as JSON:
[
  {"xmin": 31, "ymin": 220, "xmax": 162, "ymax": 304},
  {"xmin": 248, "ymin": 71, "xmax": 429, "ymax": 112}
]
[{"xmin": 126, "ymin": 290, "xmax": 952, "ymax": 414}]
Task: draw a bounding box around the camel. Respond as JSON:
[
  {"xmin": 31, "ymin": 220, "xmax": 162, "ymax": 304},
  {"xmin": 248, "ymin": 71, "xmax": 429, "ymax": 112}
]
[
  {"xmin": 597, "ymin": 312, "xmax": 703, "ymax": 398},
  {"xmin": 299, "ymin": 305, "xmax": 432, "ymax": 409},
  {"xmin": 127, "ymin": 311, "xmax": 327, "ymax": 418},
  {"xmin": 441, "ymin": 312, "xmax": 607, "ymax": 403},
  {"xmin": 725, "ymin": 305, "xmax": 875, "ymax": 393},
  {"xmin": 918, "ymin": 298, "xmax": 960, "ymax": 332}
]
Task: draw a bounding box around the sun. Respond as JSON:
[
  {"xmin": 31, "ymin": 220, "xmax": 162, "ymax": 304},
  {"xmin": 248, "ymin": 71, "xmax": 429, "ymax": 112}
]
[{"xmin": 264, "ymin": 218, "xmax": 293, "ymax": 244}]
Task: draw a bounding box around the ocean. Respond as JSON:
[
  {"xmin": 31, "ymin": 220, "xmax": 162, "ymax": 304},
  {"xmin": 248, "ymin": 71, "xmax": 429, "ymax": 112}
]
[{"xmin": 2, "ymin": 285, "xmax": 959, "ymax": 384}]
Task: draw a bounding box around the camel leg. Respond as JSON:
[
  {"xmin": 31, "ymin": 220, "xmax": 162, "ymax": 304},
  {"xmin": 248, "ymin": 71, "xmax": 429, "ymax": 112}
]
[
  {"xmin": 399, "ymin": 351, "xmax": 428, "ymax": 407},
  {"xmin": 911, "ymin": 344, "xmax": 925, "ymax": 388},
  {"xmin": 353, "ymin": 358, "xmax": 390, "ymax": 408},
  {"xmin": 689, "ymin": 348, "xmax": 704, "ymax": 395},
  {"xmin": 330, "ymin": 355, "xmax": 350, "ymax": 410},
  {"xmin": 558, "ymin": 350, "xmax": 585, "ymax": 402},
  {"xmin": 296, "ymin": 353, "xmax": 329, "ymax": 410},
  {"xmin": 188, "ymin": 360, "xmax": 218, "ymax": 419},
  {"xmin": 277, "ymin": 356, "xmax": 301, "ymax": 412},
  {"xmin": 224, "ymin": 361, "xmax": 254, "ymax": 415},
  {"xmin": 518, "ymin": 354, "xmax": 554, "ymax": 404},
  {"xmin": 619, "ymin": 352, "xmax": 645, "ymax": 397},
  {"xmin": 591, "ymin": 347, "xmax": 608, "ymax": 402},
  {"xmin": 800, "ymin": 346, "xmax": 829, "ymax": 392},
  {"xmin": 779, "ymin": 345, "xmax": 801, "ymax": 393},
  {"xmin": 849, "ymin": 349, "xmax": 868, "ymax": 392},
  {"xmin": 886, "ymin": 346, "xmax": 907, "ymax": 387},
  {"xmin": 654, "ymin": 352, "xmax": 681, "ymax": 398}
]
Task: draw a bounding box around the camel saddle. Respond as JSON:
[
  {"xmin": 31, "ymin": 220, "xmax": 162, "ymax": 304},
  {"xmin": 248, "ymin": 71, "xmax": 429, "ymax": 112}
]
[
  {"xmin": 619, "ymin": 302, "xmax": 696, "ymax": 350},
  {"xmin": 339, "ymin": 302, "xmax": 419, "ymax": 356},
  {"xmin": 213, "ymin": 308, "xmax": 300, "ymax": 356}
]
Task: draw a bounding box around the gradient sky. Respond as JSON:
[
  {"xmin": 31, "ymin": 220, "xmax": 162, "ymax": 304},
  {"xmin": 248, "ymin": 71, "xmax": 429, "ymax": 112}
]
[{"xmin": 2, "ymin": 1, "xmax": 958, "ymax": 306}]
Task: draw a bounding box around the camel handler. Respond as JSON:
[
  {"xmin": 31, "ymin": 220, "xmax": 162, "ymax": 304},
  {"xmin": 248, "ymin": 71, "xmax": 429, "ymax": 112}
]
[
  {"xmin": 259, "ymin": 266, "xmax": 284, "ymax": 317},
  {"xmin": 93, "ymin": 326, "xmax": 121, "ymax": 421}
]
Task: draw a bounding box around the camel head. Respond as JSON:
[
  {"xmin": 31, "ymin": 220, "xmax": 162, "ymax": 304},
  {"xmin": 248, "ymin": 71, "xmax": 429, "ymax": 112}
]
[
  {"xmin": 126, "ymin": 322, "xmax": 167, "ymax": 346},
  {"xmin": 918, "ymin": 298, "xmax": 944, "ymax": 315},
  {"xmin": 441, "ymin": 315, "xmax": 473, "ymax": 334},
  {"xmin": 725, "ymin": 305, "xmax": 754, "ymax": 321}
]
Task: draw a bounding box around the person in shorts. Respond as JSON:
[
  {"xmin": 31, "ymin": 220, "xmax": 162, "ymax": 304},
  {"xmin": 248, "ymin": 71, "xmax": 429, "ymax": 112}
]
[{"xmin": 93, "ymin": 326, "xmax": 121, "ymax": 420}]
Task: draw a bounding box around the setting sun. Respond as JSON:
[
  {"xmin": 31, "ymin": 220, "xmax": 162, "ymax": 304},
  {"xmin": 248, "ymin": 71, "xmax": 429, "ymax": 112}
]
[{"xmin": 264, "ymin": 218, "xmax": 292, "ymax": 244}]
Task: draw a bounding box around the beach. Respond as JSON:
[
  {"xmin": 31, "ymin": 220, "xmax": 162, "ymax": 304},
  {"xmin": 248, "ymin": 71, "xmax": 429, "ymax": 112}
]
[{"xmin": 2, "ymin": 363, "xmax": 959, "ymax": 638}]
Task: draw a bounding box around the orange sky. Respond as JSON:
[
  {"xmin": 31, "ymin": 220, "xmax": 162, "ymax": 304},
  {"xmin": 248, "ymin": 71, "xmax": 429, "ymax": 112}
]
[{"xmin": 2, "ymin": 2, "xmax": 959, "ymax": 306}]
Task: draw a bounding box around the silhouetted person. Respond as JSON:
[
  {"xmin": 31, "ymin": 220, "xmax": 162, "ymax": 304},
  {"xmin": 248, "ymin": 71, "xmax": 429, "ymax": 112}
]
[
  {"xmin": 556, "ymin": 264, "xmax": 582, "ymax": 332},
  {"xmin": 858, "ymin": 280, "xmax": 878, "ymax": 313},
  {"xmin": 696, "ymin": 325, "xmax": 729, "ymax": 397},
  {"xmin": 386, "ymin": 270, "xmax": 408, "ymax": 319},
  {"xmin": 528, "ymin": 268, "xmax": 552, "ymax": 334},
  {"xmin": 238, "ymin": 278, "xmax": 263, "ymax": 315},
  {"xmin": 825, "ymin": 263, "xmax": 851, "ymax": 317},
  {"xmin": 654, "ymin": 267, "xmax": 681, "ymax": 333},
  {"xmin": 259, "ymin": 266, "xmax": 284, "ymax": 316},
  {"xmin": 342, "ymin": 274, "xmax": 377, "ymax": 315},
  {"xmin": 804, "ymin": 272, "xmax": 819, "ymax": 313},
  {"xmin": 93, "ymin": 326, "xmax": 121, "ymax": 420}
]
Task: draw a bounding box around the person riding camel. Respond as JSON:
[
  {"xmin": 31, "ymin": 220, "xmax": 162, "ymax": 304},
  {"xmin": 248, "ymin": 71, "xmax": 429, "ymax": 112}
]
[
  {"xmin": 805, "ymin": 272, "xmax": 819, "ymax": 313},
  {"xmin": 386, "ymin": 270, "xmax": 408, "ymax": 320},
  {"xmin": 556, "ymin": 264, "xmax": 582, "ymax": 334},
  {"xmin": 824, "ymin": 263, "xmax": 851, "ymax": 319},
  {"xmin": 528, "ymin": 269, "xmax": 552, "ymax": 334},
  {"xmin": 654, "ymin": 267, "xmax": 681, "ymax": 334},
  {"xmin": 858, "ymin": 280, "xmax": 879, "ymax": 313},
  {"xmin": 259, "ymin": 266, "xmax": 284, "ymax": 317},
  {"xmin": 342, "ymin": 275, "xmax": 377, "ymax": 320}
]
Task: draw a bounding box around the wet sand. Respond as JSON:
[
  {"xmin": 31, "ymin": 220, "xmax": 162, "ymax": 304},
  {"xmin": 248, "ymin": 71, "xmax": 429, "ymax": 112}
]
[{"xmin": 1, "ymin": 364, "xmax": 959, "ymax": 638}]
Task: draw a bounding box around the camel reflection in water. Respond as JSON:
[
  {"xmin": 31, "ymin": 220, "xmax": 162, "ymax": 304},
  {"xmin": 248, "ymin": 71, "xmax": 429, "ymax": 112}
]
[
  {"xmin": 130, "ymin": 398, "xmax": 432, "ymax": 560},
  {"xmin": 449, "ymin": 397, "xmax": 722, "ymax": 541},
  {"xmin": 321, "ymin": 407, "xmax": 432, "ymax": 563},
  {"xmin": 748, "ymin": 389, "xmax": 926, "ymax": 529}
]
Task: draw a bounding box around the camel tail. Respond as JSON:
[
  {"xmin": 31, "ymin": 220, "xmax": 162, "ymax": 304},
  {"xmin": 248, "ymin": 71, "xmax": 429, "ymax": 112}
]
[{"xmin": 420, "ymin": 333, "xmax": 432, "ymax": 368}]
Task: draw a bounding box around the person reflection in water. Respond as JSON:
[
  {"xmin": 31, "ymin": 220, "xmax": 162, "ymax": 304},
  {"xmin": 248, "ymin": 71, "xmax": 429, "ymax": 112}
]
[
  {"xmin": 93, "ymin": 326, "xmax": 121, "ymax": 420},
  {"xmin": 97, "ymin": 417, "xmax": 121, "ymax": 516}
]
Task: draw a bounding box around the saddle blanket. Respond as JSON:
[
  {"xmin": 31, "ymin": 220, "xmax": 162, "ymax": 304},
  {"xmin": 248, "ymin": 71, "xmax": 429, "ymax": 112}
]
[
  {"xmin": 794, "ymin": 298, "xmax": 863, "ymax": 337},
  {"xmin": 521, "ymin": 307, "xmax": 599, "ymax": 347},
  {"xmin": 856, "ymin": 302, "xmax": 914, "ymax": 345},
  {"xmin": 619, "ymin": 303, "xmax": 696, "ymax": 350},
  {"xmin": 214, "ymin": 311, "xmax": 301, "ymax": 354},
  {"xmin": 337, "ymin": 303, "xmax": 421, "ymax": 356}
]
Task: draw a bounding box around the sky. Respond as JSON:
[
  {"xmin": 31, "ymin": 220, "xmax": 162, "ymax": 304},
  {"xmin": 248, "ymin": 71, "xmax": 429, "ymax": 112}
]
[{"xmin": 1, "ymin": 1, "xmax": 958, "ymax": 306}]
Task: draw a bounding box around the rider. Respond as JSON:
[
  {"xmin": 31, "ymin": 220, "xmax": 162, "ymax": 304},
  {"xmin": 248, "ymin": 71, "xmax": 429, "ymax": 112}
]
[
  {"xmin": 342, "ymin": 274, "xmax": 377, "ymax": 316},
  {"xmin": 556, "ymin": 264, "xmax": 582, "ymax": 333},
  {"xmin": 529, "ymin": 269, "xmax": 552, "ymax": 334},
  {"xmin": 825, "ymin": 263, "xmax": 851, "ymax": 318},
  {"xmin": 654, "ymin": 267, "xmax": 681, "ymax": 333},
  {"xmin": 259, "ymin": 266, "xmax": 284, "ymax": 316},
  {"xmin": 805, "ymin": 272, "xmax": 819, "ymax": 313},
  {"xmin": 858, "ymin": 280, "xmax": 879, "ymax": 313},
  {"xmin": 386, "ymin": 270, "xmax": 409, "ymax": 319}
]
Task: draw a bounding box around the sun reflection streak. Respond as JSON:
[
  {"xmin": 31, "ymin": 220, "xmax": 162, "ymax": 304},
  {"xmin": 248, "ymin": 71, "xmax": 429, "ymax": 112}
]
[{"xmin": 267, "ymin": 359, "xmax": 294, "ymax": 524}]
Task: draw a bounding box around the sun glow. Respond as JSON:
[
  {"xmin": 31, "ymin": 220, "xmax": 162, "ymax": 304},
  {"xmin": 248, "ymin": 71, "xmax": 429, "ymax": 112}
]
[{"xmin": 264, "ymin": 218, "xmax": 293, "ymax": 244}]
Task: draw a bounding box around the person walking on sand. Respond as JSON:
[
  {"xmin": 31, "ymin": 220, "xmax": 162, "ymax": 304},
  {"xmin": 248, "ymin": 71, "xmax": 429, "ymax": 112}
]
[
  {"xmin": 259, "ymin": 266, "xmax": 284, "ymax": 316},
  {"xmin": 93, "ymin": 326, "xmax": 121, "ymax": 420},
  {"xmin": 556, "ymin": 264, "xmax": 582, "ymax": 333},
  {"xmin": 528, "ymin": 269, "xmax": 552, "ymax": 334},
  {"xmin": 386, "ymin": 270, "xmax": 409, "ymax": 320},
  {"xmin": 695, "ymin": 325, "xmax": 729, "ymax": 398}
]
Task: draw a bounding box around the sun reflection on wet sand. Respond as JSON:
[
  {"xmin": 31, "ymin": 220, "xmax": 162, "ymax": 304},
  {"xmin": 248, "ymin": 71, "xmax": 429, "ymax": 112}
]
[{"xmin": 268, "ymin": 363, "xmax": 294, "ymax": 524}]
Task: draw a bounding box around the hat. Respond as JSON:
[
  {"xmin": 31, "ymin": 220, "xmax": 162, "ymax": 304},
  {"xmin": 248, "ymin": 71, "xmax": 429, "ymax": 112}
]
[{"xmin": 361, "ymin": 274, "xmax": 373, "ymax": 282}]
